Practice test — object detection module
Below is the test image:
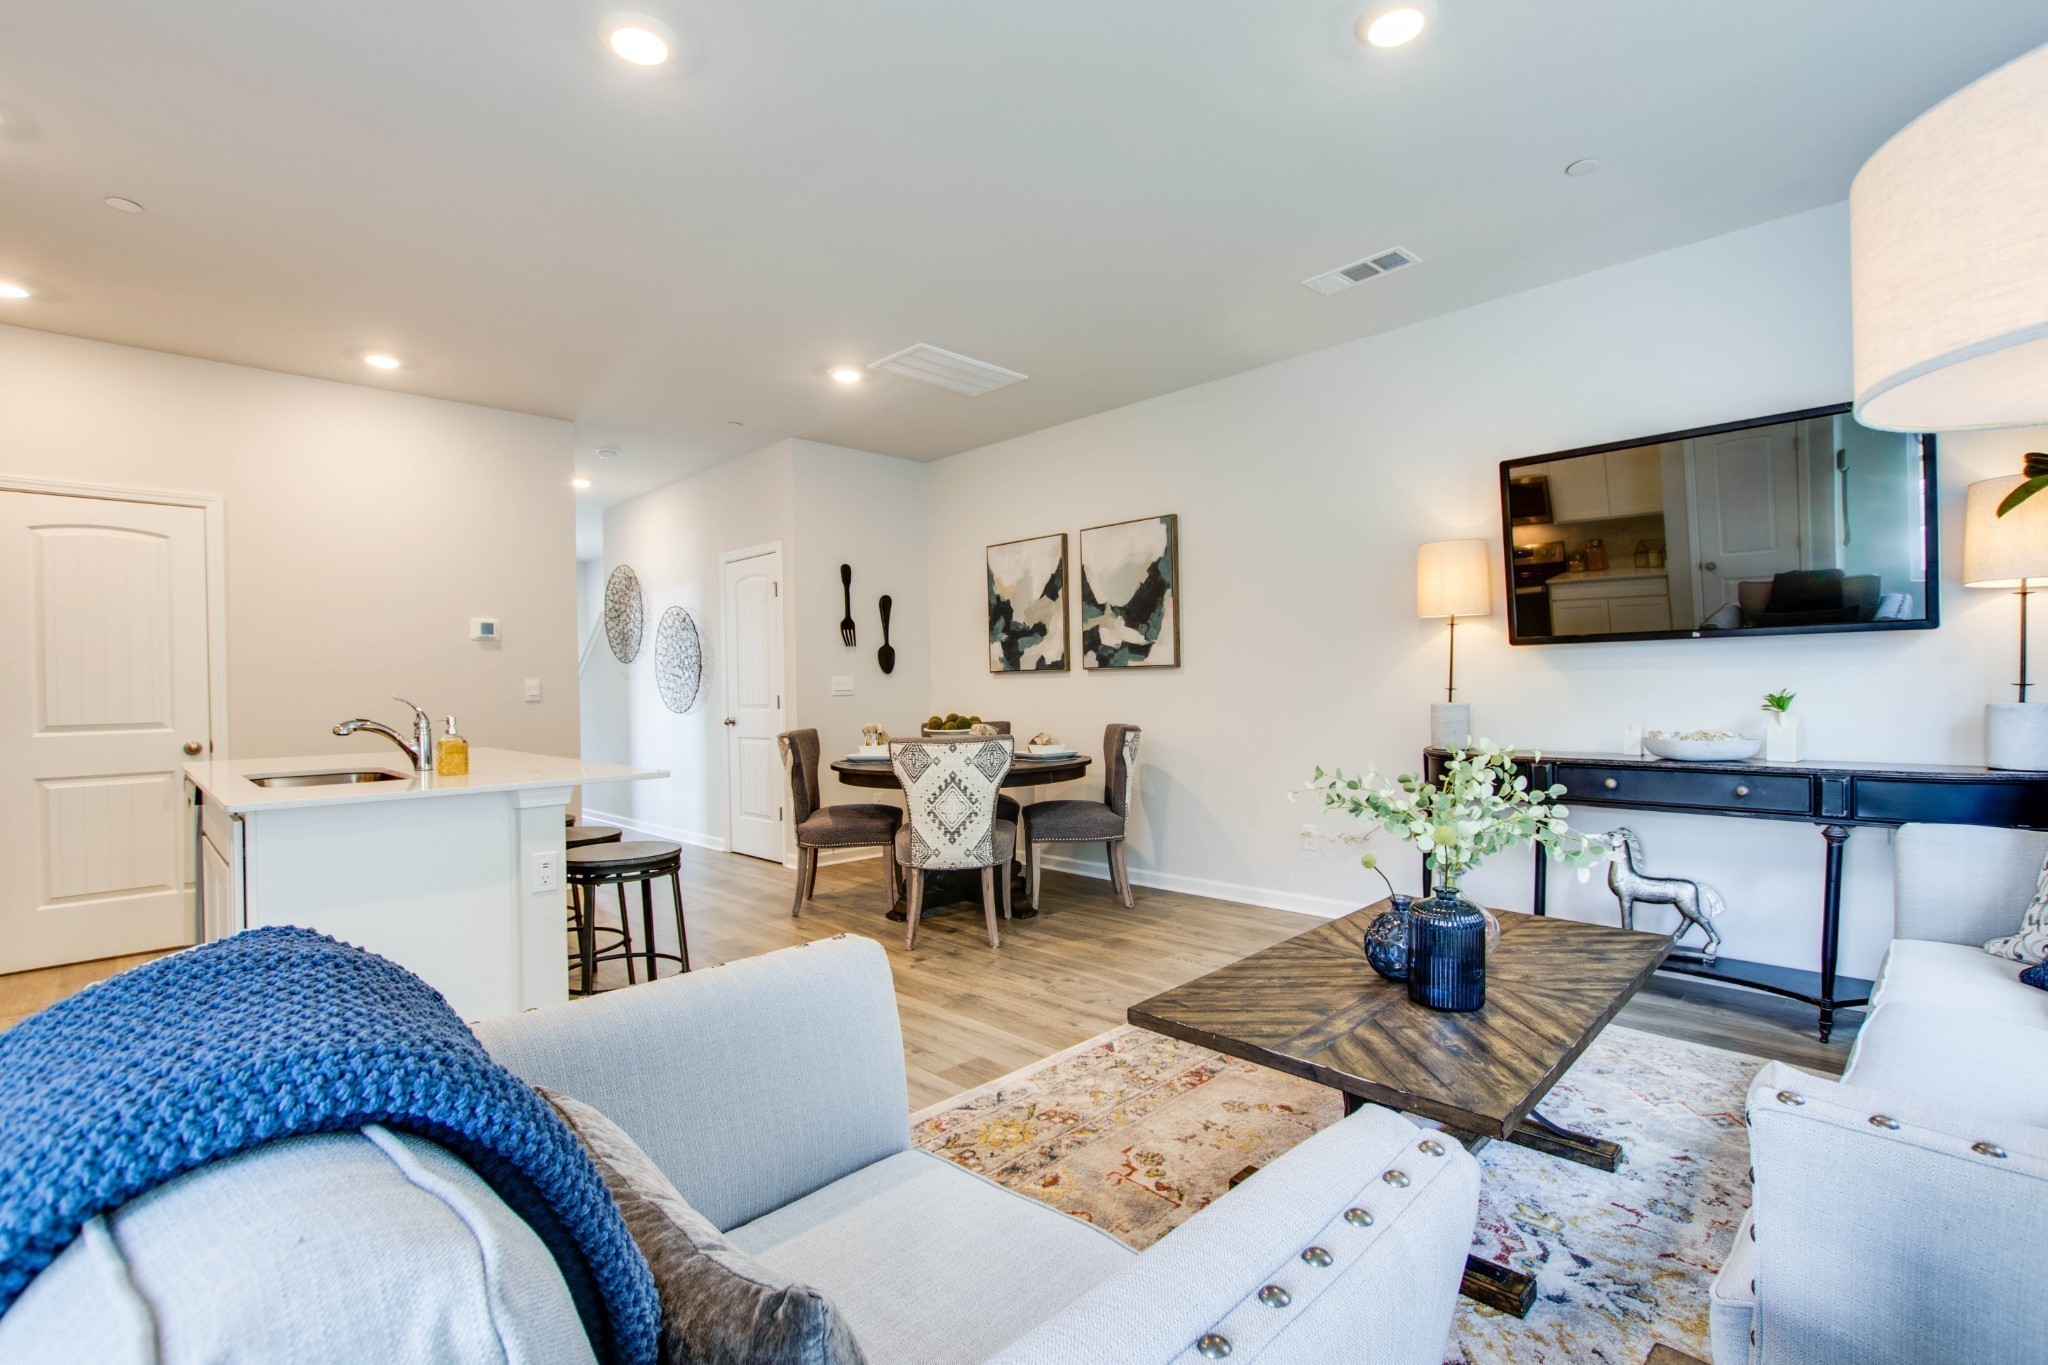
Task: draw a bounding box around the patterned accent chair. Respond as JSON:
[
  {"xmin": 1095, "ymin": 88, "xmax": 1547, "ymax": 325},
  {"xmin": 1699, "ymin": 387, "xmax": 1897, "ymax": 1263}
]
[
  {"xmin": 890, "ymin": 735, "xmax": 1016, "ymax": 949},
  {"xmin": 1024, "ymin": 724, "xmax": 1141, "ymax": 910},
  {"xmin": 777, "ymin": 729, "xmax": 902, "ymax": 917}
]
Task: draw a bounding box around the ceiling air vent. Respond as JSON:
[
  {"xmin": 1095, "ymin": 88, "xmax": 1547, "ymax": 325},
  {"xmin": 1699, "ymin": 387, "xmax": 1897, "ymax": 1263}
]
[
  {"xmin": 869, "ymin": 343, "xmax": 1027, "ymax": 397},
  {"xmin": 1302, "ymin": 247, "xmax": 1420, "ymax": 296}
]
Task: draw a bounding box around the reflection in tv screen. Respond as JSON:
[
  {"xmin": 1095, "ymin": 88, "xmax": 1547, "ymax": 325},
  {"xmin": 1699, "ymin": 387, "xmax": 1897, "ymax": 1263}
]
[{"xmin": 1502, "ymin": 405, "xmax": 1935, "ymax": 644}]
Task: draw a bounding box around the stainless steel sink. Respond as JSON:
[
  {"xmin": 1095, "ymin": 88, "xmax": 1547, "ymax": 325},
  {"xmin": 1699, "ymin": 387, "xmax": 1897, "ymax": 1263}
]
[{"xmin": 247, "ymin": 769, "xmax": 406, "ymax": 788}]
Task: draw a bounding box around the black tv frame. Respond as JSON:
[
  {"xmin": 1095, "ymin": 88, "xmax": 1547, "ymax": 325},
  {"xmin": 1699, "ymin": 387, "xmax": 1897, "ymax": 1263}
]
[{"xmin": 1501, "ymin": 402, "xmax": 1940, "ymax": 646}]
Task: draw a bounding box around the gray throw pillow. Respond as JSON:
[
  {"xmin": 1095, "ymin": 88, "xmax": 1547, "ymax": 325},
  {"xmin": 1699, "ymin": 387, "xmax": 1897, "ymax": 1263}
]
[{"xmin": 538, "ymin": 1087, "xmax": 867, "ymax": 1365}]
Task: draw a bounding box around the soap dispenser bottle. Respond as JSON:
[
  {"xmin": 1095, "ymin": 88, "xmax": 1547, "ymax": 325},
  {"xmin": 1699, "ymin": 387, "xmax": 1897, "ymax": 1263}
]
[{"xmin": 437, "ymin": 716, "xmax": 470, "ymax": 776}]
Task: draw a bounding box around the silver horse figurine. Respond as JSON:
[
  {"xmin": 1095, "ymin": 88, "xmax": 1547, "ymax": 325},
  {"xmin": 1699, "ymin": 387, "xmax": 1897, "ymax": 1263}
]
[{"xmin": 1602, "ymin": 827, "xmax": 1724, "ymax": 962}]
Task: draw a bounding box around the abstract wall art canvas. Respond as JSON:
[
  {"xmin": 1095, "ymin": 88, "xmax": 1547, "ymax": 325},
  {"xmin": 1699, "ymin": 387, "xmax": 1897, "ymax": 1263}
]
[
  {"xmin": 1081, "ymin": 514, "xmax": 1179, "ymax": 668},
  {"xmin": 987, "ymin": 533, "xmax": 1069, "ymax": 672}
]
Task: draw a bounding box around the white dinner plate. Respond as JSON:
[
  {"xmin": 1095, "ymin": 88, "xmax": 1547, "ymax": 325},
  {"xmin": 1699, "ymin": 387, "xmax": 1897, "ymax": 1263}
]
[{"xmin": 1023, "ymin": 749, "xmax": 1078, "ymax": 759}]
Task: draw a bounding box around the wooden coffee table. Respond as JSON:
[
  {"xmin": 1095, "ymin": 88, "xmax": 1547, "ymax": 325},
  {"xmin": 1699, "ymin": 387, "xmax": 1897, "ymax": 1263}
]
[{"xmin": 1128, "ymin": 902, "xmax": 1670, "ymax": 1316}]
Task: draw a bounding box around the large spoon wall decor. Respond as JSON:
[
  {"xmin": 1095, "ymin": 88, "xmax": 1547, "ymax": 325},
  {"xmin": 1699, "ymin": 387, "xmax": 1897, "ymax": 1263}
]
[{"xmin": 877, "ymin": 595, "xmax": 896, "ymax": 675}]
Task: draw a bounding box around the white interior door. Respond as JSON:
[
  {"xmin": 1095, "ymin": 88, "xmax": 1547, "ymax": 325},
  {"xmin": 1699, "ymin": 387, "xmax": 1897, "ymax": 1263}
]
[
  {"xmin": 0, "ymin": 491, "xmax": 212, "ymax": 972},
  {"xmin": 721, "ymin": 547, "xmax": 785, "ymax": 862},
  {"xmin": 1688, "ymin": 427, "xmax": 1802, "ymax": 615}
]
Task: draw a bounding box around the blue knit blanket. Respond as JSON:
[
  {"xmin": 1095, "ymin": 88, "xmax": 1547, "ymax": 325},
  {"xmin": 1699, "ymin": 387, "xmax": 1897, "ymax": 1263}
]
[{"xmin": 0, "ymin": 927, "xmax": 657, "ymax": 1364}]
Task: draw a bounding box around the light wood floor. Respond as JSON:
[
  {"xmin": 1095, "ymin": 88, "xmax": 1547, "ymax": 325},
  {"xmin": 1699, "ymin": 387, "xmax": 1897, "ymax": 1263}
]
[{"xmin": 0, "ymin": 848, "xmax": 1858, "ymax": 1106}]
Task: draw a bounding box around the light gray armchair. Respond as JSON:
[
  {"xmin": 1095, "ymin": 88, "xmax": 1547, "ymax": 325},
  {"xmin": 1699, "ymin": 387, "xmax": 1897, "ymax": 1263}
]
[
  {"xmin": 478, "ymin": 934, "xmax": 1482, "ymax": 1365},
  {"xmin": 1709, "ymin": 823, "xmax": 2048, "ymax": 1365}
]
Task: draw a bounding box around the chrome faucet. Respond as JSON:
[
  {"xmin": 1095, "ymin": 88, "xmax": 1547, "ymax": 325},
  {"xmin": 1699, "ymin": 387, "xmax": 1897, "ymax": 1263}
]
[{"xmin": 333, "ymin": 697, "xmax": 437, "ymax": 772}]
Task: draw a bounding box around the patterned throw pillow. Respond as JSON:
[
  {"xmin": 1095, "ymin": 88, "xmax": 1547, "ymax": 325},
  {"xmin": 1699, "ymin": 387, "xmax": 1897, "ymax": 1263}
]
[
  {"xmin": 539, "ymin": 1087, "xmax": 867, "ymax": 1365},
  {"xmin": 1986, "ymin": 856, "xmax": 2048, "ymax": 966}
]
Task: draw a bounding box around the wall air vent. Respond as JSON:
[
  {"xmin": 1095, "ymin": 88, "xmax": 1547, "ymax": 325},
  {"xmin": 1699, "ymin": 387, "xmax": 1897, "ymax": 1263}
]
[
  {"xmin": 1302, "ymin": 247, "xmax": 1421, "ymax": 296},
  {"xmin": 869, "ymin": 343, "xmax": 1028, "ymax": 396}
]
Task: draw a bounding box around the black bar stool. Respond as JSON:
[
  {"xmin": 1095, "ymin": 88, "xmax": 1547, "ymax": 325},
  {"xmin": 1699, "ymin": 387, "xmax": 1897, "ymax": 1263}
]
[
  {"xmin": 567, "ymin": 840, "xmax": 689, "ymax": 994},
  {"xmin": 564, "ymin": 824, "xmax": 632, "ymax": 992}
]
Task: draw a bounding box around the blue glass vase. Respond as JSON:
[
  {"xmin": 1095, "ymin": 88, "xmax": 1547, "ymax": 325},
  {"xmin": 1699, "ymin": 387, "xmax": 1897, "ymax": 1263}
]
[
  {"xmin": 1407, "ymin": 884, "xmax": 1488, "ymax": 1012},
  {"xmin": 1362, "ymin": 894, "xmax": 1414, "ymax": 981}
]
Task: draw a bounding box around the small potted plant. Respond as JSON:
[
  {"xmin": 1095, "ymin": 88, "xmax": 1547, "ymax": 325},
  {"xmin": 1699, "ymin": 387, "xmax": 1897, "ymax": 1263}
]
[
  {"xmin": 1762, "ymin": 688, "xmax": 1799, "ymax": 763},
  {"xmin": 1298, "ymin": 742, "xmax": 1607, "ymax": 1011}
]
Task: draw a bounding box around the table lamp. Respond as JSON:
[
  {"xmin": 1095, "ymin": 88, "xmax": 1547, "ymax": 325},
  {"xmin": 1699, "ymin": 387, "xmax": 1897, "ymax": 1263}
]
[
  {"xmin": 1964, "ymin": 478, "xmax": 2048, "ymax": 768},
  {"xmin": 1417, "ymin": 539, "xmax": 1491, "ymax": 748},
  {"xmin": 1852, "ymin": 41, "xmax": 2048, "ymax": 768}
]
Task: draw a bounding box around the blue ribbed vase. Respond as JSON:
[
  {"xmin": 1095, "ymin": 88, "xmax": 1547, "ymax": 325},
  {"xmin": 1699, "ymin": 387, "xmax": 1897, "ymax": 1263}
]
[{"xmin": 1406, "ymin": 884, "xmax": 1487, "ymax": 1012}]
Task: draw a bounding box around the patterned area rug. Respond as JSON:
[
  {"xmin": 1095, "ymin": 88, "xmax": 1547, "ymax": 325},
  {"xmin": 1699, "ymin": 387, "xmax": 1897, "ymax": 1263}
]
[{"xmin": 911, "ymin": 1023, "xmax": 1759, "ymax": 1364}]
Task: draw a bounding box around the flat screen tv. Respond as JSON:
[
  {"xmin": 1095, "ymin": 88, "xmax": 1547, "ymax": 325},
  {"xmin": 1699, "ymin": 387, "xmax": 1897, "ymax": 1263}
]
[{"xmin": 1501, "ymin": 404, "xmax": 1938, "ymax": 645}]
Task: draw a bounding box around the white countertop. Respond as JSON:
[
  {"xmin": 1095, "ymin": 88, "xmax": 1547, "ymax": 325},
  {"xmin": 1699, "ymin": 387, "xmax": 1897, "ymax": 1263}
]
[
  {"xmin": 1548, "ymin": 567, "xmax": 1671, "ymax": 586},
  {"xmin": 185, "ymin": 746, "xmax": 666, "ymax": 813}
]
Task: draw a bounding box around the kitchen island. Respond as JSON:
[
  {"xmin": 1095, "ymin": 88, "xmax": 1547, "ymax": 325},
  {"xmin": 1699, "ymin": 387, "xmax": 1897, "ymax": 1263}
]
[{"xmin": 185, "ymin": 748, "xmax": 664, "ymax": 1019}]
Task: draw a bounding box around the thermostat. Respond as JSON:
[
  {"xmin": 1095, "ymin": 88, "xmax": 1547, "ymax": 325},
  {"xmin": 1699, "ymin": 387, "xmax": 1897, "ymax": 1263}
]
[{"xmin": 470, "ymin": 617, "xmax": 502, "ymax": 641}]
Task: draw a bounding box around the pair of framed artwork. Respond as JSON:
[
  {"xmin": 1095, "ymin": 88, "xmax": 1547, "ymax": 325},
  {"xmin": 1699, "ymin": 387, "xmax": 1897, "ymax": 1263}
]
[{"xmin": 987, "ymin": 513, "xmax": 1179, "ymax": 672}]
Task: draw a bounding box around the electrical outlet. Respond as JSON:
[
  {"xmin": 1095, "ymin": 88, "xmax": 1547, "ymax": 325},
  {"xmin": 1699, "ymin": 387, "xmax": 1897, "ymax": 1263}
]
[
  {"xmin": 1299, "ymin": 824, "xmax": 1318, "ymax": 851},
  {"xmin": 529, "ymin": 849, "xmax": 560, "ymax": 893}
]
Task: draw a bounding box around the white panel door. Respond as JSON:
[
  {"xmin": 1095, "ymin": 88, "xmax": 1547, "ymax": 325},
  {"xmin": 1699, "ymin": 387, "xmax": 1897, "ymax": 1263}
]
[
  {"xmin": 0, "ymin": 492, "xmax": 212, "ymax": 972},
  {"xmin": 1688, "ymin": 428, "xmax": 1803, "ymax": 617},
  {"xmin": 722, "ymin": 549, "xmax": 785, "ymax": 862}
]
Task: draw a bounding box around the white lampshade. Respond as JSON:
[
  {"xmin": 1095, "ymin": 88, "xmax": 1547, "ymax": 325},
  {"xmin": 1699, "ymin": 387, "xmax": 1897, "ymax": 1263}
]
[
  {"xmin": 1964, "ymin": 476, "xmax": 2048, "ymax": 588},
  {"xmin": 1851, "ymin": 42, "xmax": 2048, "ymax": 432},
  {"xmin": 1417, "ymin": 539, "xmax": 1491, "ymax": 619}
]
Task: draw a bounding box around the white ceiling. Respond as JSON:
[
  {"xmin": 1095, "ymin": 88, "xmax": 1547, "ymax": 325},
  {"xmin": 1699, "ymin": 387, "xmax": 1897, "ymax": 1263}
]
[{"xmin": 3, "ymin": 1, "xmax": 2044, "ymax": 538}]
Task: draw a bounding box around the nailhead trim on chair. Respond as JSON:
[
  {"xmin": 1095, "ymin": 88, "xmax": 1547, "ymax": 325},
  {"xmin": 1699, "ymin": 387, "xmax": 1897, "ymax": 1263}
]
[
  {"xmin": 1868, "ymin": 1114, "xmax": 1900, "ymax": 1130},
  {"xmin": 1974, "ymin": 1141, "xmax": 2009, "ymax": 1158},
  {"xmin": 1185, "ymin": 1147, "xmax": 1457, "ymax": 1362},
  {"xmin": 1775, "ymin": 1090, "xmax": 1805, "ymax": 1106}
]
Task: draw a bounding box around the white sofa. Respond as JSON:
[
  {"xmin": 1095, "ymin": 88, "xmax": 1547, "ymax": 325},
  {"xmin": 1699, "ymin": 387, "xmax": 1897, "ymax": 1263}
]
[
  {"xmin": 1, "ymin": 935, "xmax": 1482, "ymax": 1364},
  {"xmin": 1709, "ymin": 823, "xmax": 2048, "ymax": 1365}
]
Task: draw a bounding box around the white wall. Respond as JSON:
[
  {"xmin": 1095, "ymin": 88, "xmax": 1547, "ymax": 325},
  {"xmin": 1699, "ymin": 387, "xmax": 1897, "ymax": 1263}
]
[
  {"xmin": 788, "ymin": 441, "xmax": 931, "ymax": 809},
  {"xmin": 924, "ymin": 202, "xmax": 2048, "ymax": 981},
  {"xmin": 594, "ymin": 441, "xmax": 794, "ymax": 843},
  {"xmin": 590, "ymin": 438, "xmax": 932, "ymax": 853},
  {"xmin": 0, "ymin": 324, "xmax": 579, "ymax": 760}
]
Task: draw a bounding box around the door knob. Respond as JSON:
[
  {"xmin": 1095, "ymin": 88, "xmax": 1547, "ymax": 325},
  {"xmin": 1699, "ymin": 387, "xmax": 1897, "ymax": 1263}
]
[
  {"xmin": 1701, "ymin": 561, "xmax": 1717, "ymax": 571},
  {"xmin": 723, "ymin": 717, "xmax": 737, "ymax": 726},
  {"xmin": 183, "ymin": 741, "xmax": 204, "ymax": 756}
]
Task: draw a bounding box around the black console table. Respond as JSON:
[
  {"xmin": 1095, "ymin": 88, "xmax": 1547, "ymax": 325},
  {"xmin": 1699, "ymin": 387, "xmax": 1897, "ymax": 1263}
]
[{"xmin": 1423, "ymin": 747, "xmax": 2048, "ymax": 1041}]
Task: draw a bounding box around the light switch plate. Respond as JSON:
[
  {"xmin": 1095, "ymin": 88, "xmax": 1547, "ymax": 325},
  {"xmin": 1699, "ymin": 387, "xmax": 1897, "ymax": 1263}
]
[
  {"xmin": 831, "ymin": 675, "xmax": 854, "ymax": 696},
  {"xmin": 525, "ymin": 678, "xmax": 542, "ymax": 702},
  {"xmin": 529, "ymin": 849, "xmax": 560, "ymax": 893},
  {"xmin": 470, "ymin": 617, "xmax": 501, "ymax": 641}
]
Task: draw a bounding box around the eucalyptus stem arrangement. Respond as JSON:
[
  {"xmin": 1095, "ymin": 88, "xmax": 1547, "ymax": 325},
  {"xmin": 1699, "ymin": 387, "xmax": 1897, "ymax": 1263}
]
[{"xmin": 1297, "ymin": 740, "xmax": 1608, "ymax": 887}]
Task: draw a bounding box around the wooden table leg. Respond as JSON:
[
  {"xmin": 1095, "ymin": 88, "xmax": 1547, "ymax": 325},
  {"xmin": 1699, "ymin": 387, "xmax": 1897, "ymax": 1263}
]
[
  {"xmin": 1504, "ymin": 1109, "xmax": 1623, "ymax": 1172},
  {"xmin": 1461, "ymin": 1256, "xmax": 1538, "ymax": 1317}
]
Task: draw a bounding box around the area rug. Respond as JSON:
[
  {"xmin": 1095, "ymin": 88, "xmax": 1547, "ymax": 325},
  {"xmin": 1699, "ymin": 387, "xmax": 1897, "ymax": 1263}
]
[{"xmin": 910, "ymin": 1023, "xmax": 1761, "ymax": 1364}]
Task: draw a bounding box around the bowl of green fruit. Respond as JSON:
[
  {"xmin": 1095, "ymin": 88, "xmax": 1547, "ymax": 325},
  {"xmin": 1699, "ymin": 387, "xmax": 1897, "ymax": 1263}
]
[{"xmin": 922, "ymin": 713, "xmax": 987, "ymax": 736}]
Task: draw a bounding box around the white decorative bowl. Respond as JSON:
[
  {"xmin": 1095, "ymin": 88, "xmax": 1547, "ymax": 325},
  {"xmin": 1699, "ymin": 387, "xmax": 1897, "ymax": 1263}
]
[
  {"xmin": 1642, "ymin": 734, "xmax": 1763, "ymax": 763},
  {"xmin": 854, "ymin": 745, "xmax": 889, "ymax": 759}
]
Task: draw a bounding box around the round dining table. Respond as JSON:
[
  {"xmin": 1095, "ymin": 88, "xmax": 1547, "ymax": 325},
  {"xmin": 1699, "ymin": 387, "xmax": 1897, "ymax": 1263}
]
[{"xmin": 829, "ymin": 750, "xmax": 1093, "ymax": 920}]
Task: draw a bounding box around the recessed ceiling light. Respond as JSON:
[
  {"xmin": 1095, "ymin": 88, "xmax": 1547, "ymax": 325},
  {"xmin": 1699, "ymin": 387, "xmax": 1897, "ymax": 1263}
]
[
  {"xmin": 1356, "ymin": 0, "xmax": 1436, "ymax": 48},
  {"xmin": 571, "ymin": 477, "xmax": 592, "ymax": 490},
  {"xmin": 0, "ymin": 281, "xmax": 31, "ymax": 300},
  {"xmin": 596, "ymin": 447, "xmax": 620, "ymax": 460},
  {"xmin": 362, "ymin": 353, "xmax": 402, "ymax": 370},
  {"xmin": 1564, "ymin": 158, "xmax": 1601, "ymax": 177},
  {"xmin": 605, "ymin": 14, "xmax": 675, "ymax": 66},
  {"xmin": 829, "ymin": 367, "xmax": 864, "ymax": 385},
  {"xmin": 103, "ymin": 196, "xmax": 145, "ymax": 213}
]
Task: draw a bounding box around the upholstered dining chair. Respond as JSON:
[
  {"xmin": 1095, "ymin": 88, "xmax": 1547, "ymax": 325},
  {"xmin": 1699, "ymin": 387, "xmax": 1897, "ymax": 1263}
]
[
  {"xmin": 890, "ymin": 734, "xmax": 1016, "ymax": 949},
  {"xmin": 1024, "ymin": 724, "xmax": 1142, "ymax": 910},
  {"xmin": 777, "ymin": 729, "xmax": 902, "ymax": 917}
]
